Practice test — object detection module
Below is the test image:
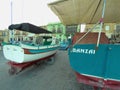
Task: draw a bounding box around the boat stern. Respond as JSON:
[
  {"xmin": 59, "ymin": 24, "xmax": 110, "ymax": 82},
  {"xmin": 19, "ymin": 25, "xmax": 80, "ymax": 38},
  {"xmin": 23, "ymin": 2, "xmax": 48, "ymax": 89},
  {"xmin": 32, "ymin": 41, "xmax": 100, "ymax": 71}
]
[{"xmin": 3, "ymin": 45, "xmax": 24, "ymax": 63}]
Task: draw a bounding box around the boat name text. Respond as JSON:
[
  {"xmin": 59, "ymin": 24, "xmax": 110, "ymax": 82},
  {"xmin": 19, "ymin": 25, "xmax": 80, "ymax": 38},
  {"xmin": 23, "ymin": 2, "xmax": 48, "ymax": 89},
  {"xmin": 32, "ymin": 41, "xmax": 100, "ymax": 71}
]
[{"xmin": 72, "ymin": 48, "xmax": 96, "ymax": 54}]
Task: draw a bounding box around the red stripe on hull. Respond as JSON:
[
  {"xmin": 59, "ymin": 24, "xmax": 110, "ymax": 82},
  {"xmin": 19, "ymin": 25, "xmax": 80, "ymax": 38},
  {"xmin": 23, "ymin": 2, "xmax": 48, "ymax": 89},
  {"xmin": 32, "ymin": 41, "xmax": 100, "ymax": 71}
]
[
  {"xmin": 23, "ymin": 48, "xmax": 31, "ymax": 54},
  {"xmin": 75, "ymin": 72, "xmax": 120, "ymax": 90}
]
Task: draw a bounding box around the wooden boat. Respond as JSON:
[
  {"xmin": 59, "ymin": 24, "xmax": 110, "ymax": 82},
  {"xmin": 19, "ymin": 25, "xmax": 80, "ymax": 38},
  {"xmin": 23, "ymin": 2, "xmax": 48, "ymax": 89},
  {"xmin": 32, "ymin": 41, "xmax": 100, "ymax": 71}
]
[
  {"xmin": 68, "ymin": 32, "xmax": 120, "ymax": 89},
  {"xmin": 48, "ymin": 0, "xmax": 120, "ymax": 89},
  {"xmin": 3, "ymin": 23, "xmax": 59, "ymax": 74},
  {"xmin": 3, "ymin": 42, "xmax": 59, "ymax": 63}
]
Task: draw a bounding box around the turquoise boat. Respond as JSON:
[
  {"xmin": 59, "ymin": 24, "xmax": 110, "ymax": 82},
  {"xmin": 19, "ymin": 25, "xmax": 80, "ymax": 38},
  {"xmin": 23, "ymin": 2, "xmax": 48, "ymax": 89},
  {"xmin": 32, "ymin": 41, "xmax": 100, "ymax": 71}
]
[
  {"xmin": 68, "ymin": 32, "xmax": 120, "ymax": 89},
  {"xmin": 48, "ymin": 0, "xmax": 120, "ymax": 89}
]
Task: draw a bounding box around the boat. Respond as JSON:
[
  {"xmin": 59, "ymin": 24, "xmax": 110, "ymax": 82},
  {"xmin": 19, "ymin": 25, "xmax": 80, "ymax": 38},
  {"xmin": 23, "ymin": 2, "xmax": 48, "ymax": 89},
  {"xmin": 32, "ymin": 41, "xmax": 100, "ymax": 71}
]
[
  {"xmin": 3, "ymin": 23, "xmax": 59, "ymax": 74},
  {"xmin": 59, "ymin": 41, "xmax": 69, "ymax": 50},
  {"xmin": 48, "ymin": 0, "xmax": 120, "ymax": 89},
  {"xmin": 68, "ymin": 32, "xmax": 120, "ymax": 89}
]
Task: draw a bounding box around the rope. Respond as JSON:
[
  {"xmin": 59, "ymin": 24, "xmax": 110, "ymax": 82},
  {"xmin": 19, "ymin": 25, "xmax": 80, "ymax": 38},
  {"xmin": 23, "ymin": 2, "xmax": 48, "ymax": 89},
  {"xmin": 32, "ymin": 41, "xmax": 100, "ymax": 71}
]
[
  {"xmin": 72, "ymin": 0, "xmax": 107, "ymax": 48},
  {"xmin": 73, "ymin": 21, "xmax": 100, "ymax": 47},
  {"xmin": 96, "ymin": 0, "xmax": 106, "ymax": 47}
]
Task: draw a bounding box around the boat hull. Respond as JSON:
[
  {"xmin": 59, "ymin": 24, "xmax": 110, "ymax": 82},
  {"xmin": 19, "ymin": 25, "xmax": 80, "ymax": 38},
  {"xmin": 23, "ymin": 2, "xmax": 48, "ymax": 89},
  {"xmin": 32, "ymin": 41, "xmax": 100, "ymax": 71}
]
[
  {"xmin": 68, "ymin": 44, "xmax": 120, "ymax": 88},
  {"xmin": 75, "ymin": 72, "xmax": 120, "ymax": 89},
  {"xmin": 3, "ymin": 44, "xmax": 59, "ymax": 63}
]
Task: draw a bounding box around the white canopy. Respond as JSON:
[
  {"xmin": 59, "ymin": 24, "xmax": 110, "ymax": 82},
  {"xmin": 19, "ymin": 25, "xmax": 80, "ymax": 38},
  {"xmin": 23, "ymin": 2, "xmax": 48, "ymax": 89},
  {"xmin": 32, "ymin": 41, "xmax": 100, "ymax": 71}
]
[{"xmin": 48, "ymin": 0, "xmax": 120, "ymax": 25}]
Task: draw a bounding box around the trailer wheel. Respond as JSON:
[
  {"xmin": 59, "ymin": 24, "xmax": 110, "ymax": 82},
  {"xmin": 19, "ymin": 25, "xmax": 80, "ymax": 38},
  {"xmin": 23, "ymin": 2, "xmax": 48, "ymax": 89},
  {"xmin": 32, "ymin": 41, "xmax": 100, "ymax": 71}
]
[
  {"xmin": 8, "ymin": 67, "xmax": 17, "ymax": 75},
  {"xmin": 45, "ymin": 57, "xmax": 55, "ymax": 65}
]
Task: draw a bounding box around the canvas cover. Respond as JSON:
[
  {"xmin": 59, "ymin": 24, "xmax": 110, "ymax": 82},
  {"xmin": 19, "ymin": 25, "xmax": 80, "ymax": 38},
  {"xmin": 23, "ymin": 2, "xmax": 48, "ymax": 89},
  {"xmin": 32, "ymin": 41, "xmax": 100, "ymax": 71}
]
[
  {"xmin": 48, "ymin": 0, "xmax": 120, "ymax": 25},
  {"xmin": 8, "ymin": 23, "xmax": 52, "ymax": 34}
]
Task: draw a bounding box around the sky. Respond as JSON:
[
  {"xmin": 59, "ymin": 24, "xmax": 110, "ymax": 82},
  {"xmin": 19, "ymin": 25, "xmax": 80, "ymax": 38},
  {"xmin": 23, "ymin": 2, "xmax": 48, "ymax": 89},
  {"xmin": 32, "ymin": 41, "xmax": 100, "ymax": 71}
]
[{"xmin": 0, "ymin": 0, "xmax": 60, "ymax": 30}]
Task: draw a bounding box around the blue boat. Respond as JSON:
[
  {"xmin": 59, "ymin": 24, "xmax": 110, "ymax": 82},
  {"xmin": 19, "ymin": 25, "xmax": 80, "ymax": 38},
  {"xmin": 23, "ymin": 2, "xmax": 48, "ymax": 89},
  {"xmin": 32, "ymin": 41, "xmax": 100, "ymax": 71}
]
[
  {"xmin": 48, "ymin": 0, "xmax": 120, "ymax": 89},
  {"xmin": 59, "ymin": 41, "xmax": 69, "ymax": 50},
  {"xmin": 68, "ymin": 32, "xmax": 120, "ymax": 89}
]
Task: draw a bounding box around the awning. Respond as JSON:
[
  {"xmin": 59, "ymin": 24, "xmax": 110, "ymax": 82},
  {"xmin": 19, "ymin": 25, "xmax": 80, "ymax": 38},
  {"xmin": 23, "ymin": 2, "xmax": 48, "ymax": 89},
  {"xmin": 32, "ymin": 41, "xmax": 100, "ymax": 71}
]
[
  {"xmin": 8, "ymin": 23, "xmax": 52, "ymax": 34},
  {"xmin": 48, "ymin": 0, "xmax": 120, "ymax": 25}
]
